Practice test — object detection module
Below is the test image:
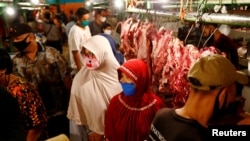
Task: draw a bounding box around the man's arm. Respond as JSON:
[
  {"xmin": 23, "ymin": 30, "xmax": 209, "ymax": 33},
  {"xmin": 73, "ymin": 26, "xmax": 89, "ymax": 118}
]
[
  {"xmin": 26, "ymin": 127, "xmax": 43, "ymax": 141},
  {"xmin": 72, "ymin": 50, "xmax": 82, "ymax": 71}
]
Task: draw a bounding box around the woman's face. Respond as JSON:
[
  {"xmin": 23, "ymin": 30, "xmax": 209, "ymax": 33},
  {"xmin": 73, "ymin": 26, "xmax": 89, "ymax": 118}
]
[
  {"xmin": 120, "ymin": 72, "xmax": 134, "ymax": 84},
  {"xmin": 81, "ymin": 48, "xmax": 96, "ymax": 58}
]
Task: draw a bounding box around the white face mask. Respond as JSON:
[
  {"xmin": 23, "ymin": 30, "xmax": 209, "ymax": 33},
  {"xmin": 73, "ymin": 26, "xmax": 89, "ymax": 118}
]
[
  {"xmin": 104, "ymin": 30, "xmax": 112, "ymax": 35},
  {"xmin": 100, "ymin": 16, "xmax": 106, "ymax": 22}
]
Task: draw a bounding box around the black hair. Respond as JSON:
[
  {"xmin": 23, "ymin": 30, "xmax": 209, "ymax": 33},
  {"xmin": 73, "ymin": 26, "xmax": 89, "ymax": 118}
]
[
  {"xmin": 235, "ymin": 82, "xmax": 244, "ymax": 96},
  {"xmin": 43, "ymin": 12, "xmax": 51, "ymax": 20},
  {"xmin": 200, "ymin": 22, "xmax": 218, "ymax": 28},
  {"xmin": 75, "ymin": 7, "xmax": 89, "ymax": 19},
  {"xmin": 102, "ymin": 22, "xmax": 111, "ymax": 31},
  {"xmin": 70, "ymin": 15, "xmax": 77, "ymax": 22},
  {"xmin": 0, "ymin": 48, "xmax": 13, "ymax": 74},
  {"xmin": 95, "ymin": 8, "xmax": 106, "ymax": 15}
]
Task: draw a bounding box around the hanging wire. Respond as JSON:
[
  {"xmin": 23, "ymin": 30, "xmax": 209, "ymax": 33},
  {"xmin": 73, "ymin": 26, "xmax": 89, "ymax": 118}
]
[
  {"xmin": 195, "ymin": 0, "xmax": 208, "ymax": 24},
  {"xmin": 197, "ymin": 24, "xmax": 205, "ymax": 48},
  {"xmin": 184, "ymin": 24, "xmax": 194, "ymax": 45},
  {"xmin": 202, "ymin": 27, "xmax": 218, "ymax": 47}
]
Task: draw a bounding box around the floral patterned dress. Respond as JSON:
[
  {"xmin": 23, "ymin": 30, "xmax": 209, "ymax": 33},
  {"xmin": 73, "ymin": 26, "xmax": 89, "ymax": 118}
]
[{"xmin": 7, "ymin": 77, "xmax": 48, "ymax": 138}]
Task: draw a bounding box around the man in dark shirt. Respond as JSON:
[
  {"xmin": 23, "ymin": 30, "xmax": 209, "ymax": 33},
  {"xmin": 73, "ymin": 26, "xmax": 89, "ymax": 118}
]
[
  {"xmin": 148, "ymin": 54, "xmax": 249, "ymax": 141},
  {"xmin": 201, "ymin": 23, "xmax": 244, "ymax": 109},
  {"xmin": 88, "ymin": 8, "xmax": 108, "ymax": 36},
  {"xmin": 201, "ymin": 23, "xmax": 239, "ymax": 69}
]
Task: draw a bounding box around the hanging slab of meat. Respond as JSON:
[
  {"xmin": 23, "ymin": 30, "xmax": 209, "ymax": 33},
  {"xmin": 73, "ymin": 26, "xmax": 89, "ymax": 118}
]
[
  {"xmin": 200, "ymin": 46, "xmax": 226, "ymax": 57},
  {"xmin": 149, "ymin": 26, "xmax": 224, "ymax": 108},
  {"xmin": 156, "ymin": 43, "xmax": 223, "ymax": 108},
  {"xmin": 120, "ymin": 18, "xmax": 141, "ymax": 60},
  {"xmin": 151, "ymin": 28, "xmax": 174, "ymax": 93},
  {"xmin": 119, "ymin": 18, "xmax": 155, "ymax": 61},
  {"xmin": 117, "ymin": 18, "xmax": 225, "ymax": 108},
  {"xmin": 136, "ymin": 22, "xmax": 155, "ymax": 60}
]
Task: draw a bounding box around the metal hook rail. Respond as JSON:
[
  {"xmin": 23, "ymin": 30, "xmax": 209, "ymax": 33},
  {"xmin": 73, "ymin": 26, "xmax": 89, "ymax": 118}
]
[{"xmin": 125, "ymin": 8, "xmax": 250, "ymax": 27}]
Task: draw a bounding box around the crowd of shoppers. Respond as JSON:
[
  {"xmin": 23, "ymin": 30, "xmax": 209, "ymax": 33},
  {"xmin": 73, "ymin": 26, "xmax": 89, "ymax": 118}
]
[{"xmin": 2, "ymin": 5, "xmax": 250, "ymax": 141}]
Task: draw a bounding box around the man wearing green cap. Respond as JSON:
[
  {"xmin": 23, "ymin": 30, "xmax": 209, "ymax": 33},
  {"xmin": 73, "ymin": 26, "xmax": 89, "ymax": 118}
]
[{"xmin": 148, "ymin": 54, "xmax": 250, "ymax": 141}]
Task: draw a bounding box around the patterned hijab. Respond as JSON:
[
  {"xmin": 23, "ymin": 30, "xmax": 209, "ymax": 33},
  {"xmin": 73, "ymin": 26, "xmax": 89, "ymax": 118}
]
[
  {"xmin": 105, "ymin": 59, "xmax": 165, "ymax": 141},
  {"xmin": 67, "ymin": 35, "xmax": 122, "ymax": 134}
]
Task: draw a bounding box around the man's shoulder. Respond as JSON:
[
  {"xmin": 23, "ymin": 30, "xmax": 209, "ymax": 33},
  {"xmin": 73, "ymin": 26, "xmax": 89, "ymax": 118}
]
[
  {"xmin": 12, "ymin": 52, "xmax": 24, "ymax": 60},
  {"xmin": 44, "ymin": 46, "xmax": 61, "ymax": 55},
  {"xmin": 69, "ymin": 25, "xmax": 83, "ymax": 33},
  {"xmin": 89, "ymin": 20, "xmax": 95, "ymax": 25},
  {"xmin": 66, "ymin": 22, "xmax": 75, "ymax": 28},
  {"xmin": 89, "ymin": 20, "xmax": 99, "ymax": 27},
  {"xmin": 156, "ymin": 107, "xmax": 173, "ymax": 115},
  {"xmin": 42, "ymin": 21, "xmax": 51, "ymax": 27},
  {"xmin": 70, "ymin": 24, "xmax": 78, "ymax": 29},
  {"xmin": 220, "ymin": 34, "xmax": 235, "ymax": 43},
  {"xmin": 152, "ymin": 108, "xmax": 173, "ymax": 123},
  {"xmin": 219, "ymin": 34, "xmax": 238, "ymax": 48}
]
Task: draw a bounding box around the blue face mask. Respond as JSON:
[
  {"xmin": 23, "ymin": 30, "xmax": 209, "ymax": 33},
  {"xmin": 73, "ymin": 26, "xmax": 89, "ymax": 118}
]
[
  {"xmin": 120, "ymin": 82, "xmax": 136, "ymax": 96},
  {"xmin": 81, "ymin": 20, "xmax": 89, "ymax": 27}
]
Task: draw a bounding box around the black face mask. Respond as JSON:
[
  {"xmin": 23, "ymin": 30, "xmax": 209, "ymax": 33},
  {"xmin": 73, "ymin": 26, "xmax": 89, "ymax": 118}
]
[
  {"xmin": 212, "ymin": 89, "xmax": 228, "ymax": 118},
  {"xmin": 13, "ymin": 35, "xmax": 31, "ymax": 52},
  {"xmin": 208, "ymin": 88, "xmax": 230, "ymax": 124}
]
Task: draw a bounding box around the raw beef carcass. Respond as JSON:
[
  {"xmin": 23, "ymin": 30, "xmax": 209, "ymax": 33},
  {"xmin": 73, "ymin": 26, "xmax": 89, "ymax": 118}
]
[
  {"xmin": 157, "ymin": 43, "xmax": 224, "ymax": 108},
  {"xmin": 119, "ymin": 18, "xmax": 156, "ymax": 61},
  {"xmin": 117, "ymin": 18, "xmax": 226, "ymax": 108},
  {"xmin": 151, "ymin": 28, "xmax": 174, "ymax": 91},
  {"xmin": 158, "ymin": 41, "xmax": 199, "ymax": 108},
  {"xmin": 120, "ymin": 18, "xmax": 141, "ymax": 60}
]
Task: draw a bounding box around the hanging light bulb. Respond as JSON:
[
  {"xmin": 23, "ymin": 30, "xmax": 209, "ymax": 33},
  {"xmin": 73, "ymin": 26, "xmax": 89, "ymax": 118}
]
[
  {"xmin": 5, "ymin": 6, "xmax": 15, "ymax": 16},
  {"xmin": 86, "ymin": 1, "xmax": 91, "ymax": 6},
  {"xmin": 114, "ymin": 0, "xmax": 124, "ymax": 9},
  {"xmin": 31, "ymin": 0, "xmax": 39, "ymax": 5}
]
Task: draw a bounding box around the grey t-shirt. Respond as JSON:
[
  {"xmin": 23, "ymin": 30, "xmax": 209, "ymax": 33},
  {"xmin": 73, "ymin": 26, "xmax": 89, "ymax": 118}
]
[
  {"xmin": 43, "ymin": 22, "xmax": 60, "ymax": 41},
  {"xmin": 88, "ymin": 20, "xmax": 103, "ymax": 36}
]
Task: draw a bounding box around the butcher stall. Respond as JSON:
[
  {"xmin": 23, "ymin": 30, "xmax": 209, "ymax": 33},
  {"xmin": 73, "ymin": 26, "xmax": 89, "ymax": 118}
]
[{"xmin": 110, "ymin": 0, "xmax": 250, "ymax": 112}]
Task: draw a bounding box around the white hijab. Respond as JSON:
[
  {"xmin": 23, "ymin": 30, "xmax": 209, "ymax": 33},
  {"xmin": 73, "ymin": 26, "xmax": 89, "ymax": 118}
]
[{"xmin": 67, "ymin": 35, "xmax": 122, "ymax": 134}]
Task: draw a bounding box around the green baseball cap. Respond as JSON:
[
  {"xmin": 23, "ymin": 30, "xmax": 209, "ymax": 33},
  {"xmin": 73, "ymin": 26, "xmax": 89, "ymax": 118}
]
[{"xmin": 188, "ymin": 54, "xmax": 248, "ymax": 90}]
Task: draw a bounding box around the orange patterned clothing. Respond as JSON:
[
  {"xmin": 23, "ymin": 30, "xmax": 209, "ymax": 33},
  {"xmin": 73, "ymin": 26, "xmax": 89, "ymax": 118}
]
[{"xmin": 7, "ymin": 77, "xmax": 48, "ymax": 135}]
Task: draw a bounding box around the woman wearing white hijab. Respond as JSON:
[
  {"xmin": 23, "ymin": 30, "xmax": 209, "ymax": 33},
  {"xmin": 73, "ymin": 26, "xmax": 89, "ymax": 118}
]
[{"xmin": 67, "ymin": 35, "xmax": 122, "ymax": 141}]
